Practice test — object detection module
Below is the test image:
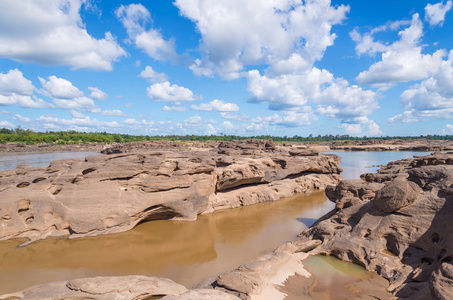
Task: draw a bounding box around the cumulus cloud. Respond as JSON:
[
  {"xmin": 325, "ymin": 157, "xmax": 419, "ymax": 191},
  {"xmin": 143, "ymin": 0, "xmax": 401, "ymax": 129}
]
[
  {"xmin": 0, "ymin": 69, "xmax": 52, "ymax": 108},
  {"xmin": 220, "ymin": 112, "xmax": 249, "ymax": 121},
  {"xmin": 116, "ymin": 4, "xmax": 177, "ymax": 61},
  {"xmin": 425, "ymin": 0, "xmax": 453, "ymax": 27},
  {"xmin": 441, "ymin": 124, "xmax": 453, "ymax": 134},
  {"xmin": 0, "ymin": 120, "xmax": 14, "ymax": 128},
  {"xmin": 339, "ymin": 117, "xmax": 382, "ymax": 136},
  {"xmin": 0, "ymin": 94, "xmax": 52, "ymax": 108},
  {"xmin": 162, "ymin": 105, "xmax": 186, "ymax": 112},
  {"xmin": 88, "ymin": 87, "xmax": 108, "ymax": 100},
  {"xmin": 247, "ymin": 68, "xmax": 378, "ymax": 123},
  {"xmin": 0, "ymin": 69, "xmax": 34, "ymax": 96},
  {"xmin": 191, "ymin": 99, "xmax": 239, "ymax": 112},
  {"xmin": 386, "ymin": 111, "xmax": 420, "ymax": 124},
  {"xmin": 0, "ymin": 0, "xmax": 126, "ymax": 70},
  {"xmin": 147, "ymin": 81, "xmax": 198, "ymax": 103},
  {"xmin": 14, "ymin": 114, "xmax": 31, "ymax": 123},
  {"xmin": 354, "ymin": 14, "xmax": 446, "ymax": 85},
  {"xmin": 101, "ymin": 109, "xmax": 126, "ymax": 116},
  {"xmin": 39, "ymin": 76, "xmax": 83, "ymax": 99},
  {"xmin": 36, "ymin": 115, "xmax": 120, "ymax": 129},
  {"xmin": 139, "ymin": 66, "xmax": 168, "ymax": 83},
  {"xmin": 53, "ymin": 96, "xmax": 97, "ymax": 111},
  {"xmin": 175, "ymin": 0, "xmax": 349, "ymax": 79},
  {"xmin": 389, "ymin": 49, "xmax": 453, "ymax": 122}
]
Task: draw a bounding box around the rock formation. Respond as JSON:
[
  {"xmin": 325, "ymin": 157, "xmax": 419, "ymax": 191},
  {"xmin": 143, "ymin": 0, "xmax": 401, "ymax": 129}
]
[
  {"xmin": 299, "ymin": 152, "xmax": 453, "ymax": 299},
  {"xmin": 0, "ymin": 275, "xmax": 240, "ymax": 300},
  {"xmin": 0, "ymin": 140, "xmax": 341, "ymax": 245},
  {"xmin": 193, "ymin": 152, "xmax": 453, "ymax": 299},
  {"xmin": 328, "ymin": 139, "xmax": 453, "ymax": 152}
]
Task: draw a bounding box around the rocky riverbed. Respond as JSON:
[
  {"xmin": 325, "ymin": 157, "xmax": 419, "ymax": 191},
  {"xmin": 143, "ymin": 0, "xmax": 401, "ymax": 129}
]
[
  {"xmin": 0, "ymin": 140, "xmax": 341, "ymax": 245},
  {"xmin": 2, "ymin": 142, "xmax": 453, "ymax": 299}
]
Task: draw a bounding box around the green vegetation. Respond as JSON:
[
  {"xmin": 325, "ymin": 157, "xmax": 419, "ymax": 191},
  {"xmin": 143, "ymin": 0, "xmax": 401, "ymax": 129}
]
[{"xmin": 1, "ymin": 127, "xmax": 452, "ymax": 145}]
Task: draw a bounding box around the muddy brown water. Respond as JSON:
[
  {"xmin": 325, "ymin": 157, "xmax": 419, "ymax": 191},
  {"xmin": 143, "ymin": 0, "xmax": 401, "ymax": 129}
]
[
  {"xmin": 0, "ymin": 151, "xmax": 430, "ymax": 296},
  {"xmin": 0, "ymin": 191, "xmax": 334, "ymax": 294}
]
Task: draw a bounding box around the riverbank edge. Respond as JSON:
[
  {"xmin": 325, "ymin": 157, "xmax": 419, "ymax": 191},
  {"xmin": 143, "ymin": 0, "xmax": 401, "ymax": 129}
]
[{"xmin": 2, "ymin": 144, "xmax": 451, "ymax": 299}]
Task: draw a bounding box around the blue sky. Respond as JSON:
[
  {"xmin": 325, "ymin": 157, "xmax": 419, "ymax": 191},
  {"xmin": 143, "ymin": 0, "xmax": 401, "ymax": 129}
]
[{"xmin": 1, "ymin": 0, "xmax": 453, "ymax": 137}]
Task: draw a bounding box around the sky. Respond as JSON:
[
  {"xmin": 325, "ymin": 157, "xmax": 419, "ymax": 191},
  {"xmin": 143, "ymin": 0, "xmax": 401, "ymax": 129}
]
[{"xmin": 1, "ymin": 0, "xmax": 453, "ymax": 137}]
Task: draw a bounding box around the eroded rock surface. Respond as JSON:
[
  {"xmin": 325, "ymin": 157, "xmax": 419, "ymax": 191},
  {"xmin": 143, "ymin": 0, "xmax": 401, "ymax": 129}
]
[
  {"xmin": 0, "ymin": 275, "xmax": 187, "ymax": 300},
  {"xmin": 0, "ymin": 140, "xmax": 341, "ymax": 244},
  {"xmin": 198, "ymin": 152, "xmax": 453, "ymax": 299},
  {"xmin": 295, "ymin": 152, "xmax": 453, "ymax": 299}
]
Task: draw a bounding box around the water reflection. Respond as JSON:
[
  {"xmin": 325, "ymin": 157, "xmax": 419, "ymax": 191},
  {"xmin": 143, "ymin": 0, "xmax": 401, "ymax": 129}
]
[
  {"xmin": 0, "ymin": 191, "xmax": 334, "ymax": 294},
  {"xmin": 329, "ymin": 151, "xmax": 430, "ymax": 179},
  {"xmin": 0, "ymin": 151, "xmax": 99, "ymax": 171}
]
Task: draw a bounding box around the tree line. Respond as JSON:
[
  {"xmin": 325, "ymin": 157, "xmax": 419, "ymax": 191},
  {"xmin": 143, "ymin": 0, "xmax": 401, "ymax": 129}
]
[{"xmin": 1, "ymin": 127, "xmax": 452, "ymax": 145}]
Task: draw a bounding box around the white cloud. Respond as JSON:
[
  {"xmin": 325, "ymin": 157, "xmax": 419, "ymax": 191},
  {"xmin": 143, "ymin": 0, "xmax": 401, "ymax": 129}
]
[
  {"xmin": 88, "ymin": 87, "xmax": 108, "ymax": 100},
  {"xmin": 338, "ymin": 118, "xmax": 381, "ymax": 136},
  {"xmin": 147, "ymin": 81, "xmax": 198, "ymax": 103},
  {"xmin": 247, "ymin": 68, "xmax": 378, "ymax": 122},
  {"xmin": 14, "ymin": 114, "xmax": 31, "ymax": 123},
  {"xmin": 0, "ymin": 69, "xmax": 34, "ymax": 96},
  {"xmin": 124, "ymin": 118, "xmax": 155, "ymax": 125},
  {"xmin": 191, "ymin": 99, "xmax": 239, "ymax": 112},
  {"xmin": 116, "ymin": 4, "xmax": 177, "ymax": 61},
  {"xmin": 441, "ymin": 124, "xmax": 453, "ymax": 134},
  {"xmin": 251, "ymin": 110, "xmax": 316, "ymax": 128},
  {"xmin": 209, "ymin": 99, "xmax": 239, "ymax": 112},
  {"xmin": 175, "ymin": 0, "xmax": 349, "ymax": 79},
  {"xmin": 101, "ymin": 109, "xmax": 126, "ymax": 116},
  {"xmin": 222, "ymin": 121, "xmax": 236, "ymax": 132},
  {"xmin": 190, "ymin": 103, "xmax": 212, "ymax": 111},
  {"xmin": 220, "ymin": 112, "xmax": 249, "ymax": 121},
  {"xmin": 0, "ymin": 94, "xmax": 52, "ymax": 108},
  {"xmin": 139, "ymin": 66, "xmax": 168, "ymax": 83},
  {"xmin": 392, "ymin": 50, "xmax": 453, "ymax": 121},
  {"xmin": 39, "ymin": 76, "xmax": 83, "ymax": 99},
  {"xmin": 425, "ymin": 0, "xmax": 453, "ymax": 27},
  {"xmin": 36, "ymin": 115, "xmax": 120, "ymax": 129},
  {"xmin": 355, "ymin": 14, "xmax": 446, "ymax": 84},
  {"xmin": 162, "ymin": 105, "xmax": 186, "ymax": 112},
  {"xmin": 70, "ymin": 110, "xmax": 85, "ymax": 118},
  {"xmin": 339, "ymin": 123, "xmax": 362, "ymax": 135},
  {"xmin": 0, "ymin": 0, "xmax": 126, "ymax": 71},
  {"xmin": 387, "ymin": 110, "xmax": 420, "ymax": 124},
  {"xmin": 0, "ymin": 110, "xmax": 9, "ymax": 115},
  {"xmin": 53, "ymin": 96, "xmax": 97, "ymax": 111},
  {"xmin": 0, "ymin": 120, "xmax": 14, "ymax": 128}
]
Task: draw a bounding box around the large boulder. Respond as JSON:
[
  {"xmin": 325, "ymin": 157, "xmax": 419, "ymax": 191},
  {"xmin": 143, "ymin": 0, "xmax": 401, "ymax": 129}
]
[{"xmin": 373, "ymin": 180, "xmax": 421, "ymax": 212}]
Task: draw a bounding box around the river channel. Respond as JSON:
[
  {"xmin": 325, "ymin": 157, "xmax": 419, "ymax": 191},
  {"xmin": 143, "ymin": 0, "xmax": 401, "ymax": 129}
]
[{"xmin": 0, "ymin": 150, "xmax": 430, "ymax": 295}]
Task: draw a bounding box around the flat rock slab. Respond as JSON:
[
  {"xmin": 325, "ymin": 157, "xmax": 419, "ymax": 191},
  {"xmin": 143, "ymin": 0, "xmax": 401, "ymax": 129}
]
[{"xmin": 0, "ymin": 275, "xmax": 187, "ymax": 300}]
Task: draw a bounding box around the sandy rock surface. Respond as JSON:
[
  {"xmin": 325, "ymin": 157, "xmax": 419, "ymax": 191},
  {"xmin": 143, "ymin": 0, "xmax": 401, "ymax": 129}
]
[
  {"xmin": 296, "ymin": 152, "xmax": 453, "ymax": 299},
  {"xmin": 0, "ymin": 275, "xmax": 187, "ymax": 300},
  {"xmin": 0, "ymin": 140, "xmax": 341, "ymax": 245}
]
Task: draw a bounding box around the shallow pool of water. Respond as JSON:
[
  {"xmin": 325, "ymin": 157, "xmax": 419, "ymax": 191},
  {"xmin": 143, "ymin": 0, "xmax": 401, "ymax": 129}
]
[{"xmin": 0, "ymin": 151, "xmax": 99, "ymax": 171}]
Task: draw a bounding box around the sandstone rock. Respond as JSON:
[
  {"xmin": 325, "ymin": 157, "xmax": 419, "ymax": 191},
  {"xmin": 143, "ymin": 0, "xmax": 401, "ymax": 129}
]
[
  {"xmin": 325, "ymin": 179, "xmax": 384, "ymax": 209},
  {"xmin": 0, "ymin": 142, "xmax": 342, "ymax": 244},
  {"xmin": 161, "ymin": 289, "xmax": 241, "ymax": 300},
  {"xmin": 373, "ymin": 180, "xmax": 421, "ymax": 212},
  {"xmin": 296, "ymin": 152, "xmax": 453, "ymax": 299},
  {"xmin": 0, "ymin": 275, "xmax": 187, "ymax": 300}
]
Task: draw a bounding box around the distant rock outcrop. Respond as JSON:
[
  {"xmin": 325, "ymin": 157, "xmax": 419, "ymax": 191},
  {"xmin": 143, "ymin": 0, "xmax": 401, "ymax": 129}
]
[{"xmin": 0, "ymin": 140, "xmax": 342, "ymax": 245}]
